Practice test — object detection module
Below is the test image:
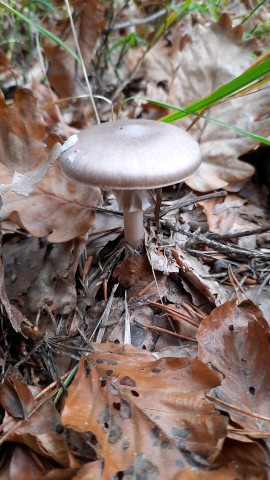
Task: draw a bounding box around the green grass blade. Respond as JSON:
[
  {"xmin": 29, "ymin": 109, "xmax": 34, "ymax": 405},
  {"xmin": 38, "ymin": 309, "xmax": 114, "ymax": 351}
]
[
  {"xmin": 126, "ymin": 96, "xmax": 270, "ymax": 146},
  {"xmin": 161, "ymin": 58, "xmax": 270, "ymax": 123},
  {"xmin": 0, "ymin": 1, "xmax": 81, "ymax": 63}
]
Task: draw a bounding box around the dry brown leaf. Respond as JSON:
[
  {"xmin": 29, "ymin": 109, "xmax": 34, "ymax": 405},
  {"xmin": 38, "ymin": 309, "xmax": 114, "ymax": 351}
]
[
  {"xmin": 0, "ymin": 89, "xmax": 102, "ymax": 242},
  {"xmin": 113, "ymin": 252, "xmax": 151, "ymax": 288},
  {"xmin": 0, "ymin": 226, "xmax": 29, "ymax": 332},
  {"xmin": 199, "ymin": 195, "xmax": 246, "ymax": 235},
  {"xmin": 0, "ymin": 381, "xmax": 69, "ymax": 467},
  {"xmin": 43, "ymin": 1, "xmax": 105, "ymax": 98},
  {"xmin": 198, "ymin": 194, "xmax": 267, "ymax": 249},
  {"xmin": 0, "ymin": 376, "xmax": 36, "ymax": 420},
  {"xmin": 8, "ymin": 445, "xmax": 50, "ymax": 480},
  {"xmin": 215, "ymin": 438, "xmax": 270, "ymax": 477},
  {"xmin": 130, "ymin": 14, "xmax": 270, "ymax": 192},
  {"xmin": 109, "ymin": 304, "xmax": 157, "ymax": 350},
  {"xmin": 61, "ymin": 343, "xmax": 227, "ymax": 478},
  {"xmin": 27, "ymin": 78, "xmax": 73, "ymax": 136},
  {"xmin": 197, "ymin": 300, "xmax": 270, "ymax": 434},
  {"xmin": 43, "ymin": 18, "xmax": 78, "ymax": 99},
  {"xmin": 0, "ymin": 254, "xmax": 28, "ymax": 332},
  {"xmin": 26, "ymin": 238, "xmax": 85, "ymax": 314},
  {"xmin": 171, "ymin": 246, "xmax": 228, "ymax": 307},
  {"xmin": 3, "ymin": 236, "xmax": 47, "ymax": 302}
]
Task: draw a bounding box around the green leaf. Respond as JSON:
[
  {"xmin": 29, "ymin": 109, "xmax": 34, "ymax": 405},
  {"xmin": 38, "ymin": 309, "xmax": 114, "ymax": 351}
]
[
  {"xmin": 161, "ymin": 58, "xmax": 270, "ymax": 122},
  {"xmin": 0, "ymin": 1, "xmax": 81, "ymax": 64}
]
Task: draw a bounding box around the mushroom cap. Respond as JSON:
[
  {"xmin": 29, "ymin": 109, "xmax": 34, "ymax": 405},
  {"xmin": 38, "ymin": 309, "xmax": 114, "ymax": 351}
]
[{"xmin": 60, "ymin": 119, "xmax": 201, "ymax": 190}]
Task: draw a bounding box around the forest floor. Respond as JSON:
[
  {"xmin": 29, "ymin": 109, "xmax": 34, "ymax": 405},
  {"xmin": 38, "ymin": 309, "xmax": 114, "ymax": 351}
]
[{"xmin": 0, "ymin": 1, "xmax": 270, "ymax": 479}]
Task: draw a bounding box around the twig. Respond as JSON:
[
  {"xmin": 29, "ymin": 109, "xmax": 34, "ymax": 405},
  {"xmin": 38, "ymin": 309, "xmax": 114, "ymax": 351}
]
[
  {"xmin": 228, "ymin": 264, "xmax": 247, "ymax": 303},
  {"xmin": 124, "ymin": 290, "xmax": 131, "ymax": 344},
  {"xmin": 161, "ymin": 221, "xmax": 270, "ymax": 260},
  {"xmin": 206, "ymin": 393, "xmax": 270, "ymax": 422},
  {"xmin": 253, "ymin": 271, "xmax": 270, "ymax": 304},
  {"xmin": 92, "ymin": 283, "xmax": 119, "ymax": 342},
  {"xmin": 227, "ymin": 426, "xmax": 270, "ymax": 437},
  {"xmin": 147, "ymin": 190, "xmax": 227, "ymax": 219},
  {"xmin": 207, "ymin": 224, "xmax": 270, "ymax": 240},
  {"xmin": 108, "ymin": 8, "xmax": 167, "ymax": 31},
  {"xmin": 147, "ymin": 300, "xmax": 199, "ymax": 328},
  {"xmin": 133, "ymin": 320, "xmax": 197, "ymax": 343}
]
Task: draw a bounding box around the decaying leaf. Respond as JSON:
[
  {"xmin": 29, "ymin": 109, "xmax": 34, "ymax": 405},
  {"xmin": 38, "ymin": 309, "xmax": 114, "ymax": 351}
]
[
  {"xmin": 198, "ymin": 194, "xmax": 267, "ymax": 250},
  {"xmin": 171, "ymin": 246, "xmax": 228, "ymax": 307},
  {"xmin": 61, "ymin": 343, "xmax": 227, "ymax": 478},
  {"xmin": 3, "ymin": 237, "xmax": 47, "ymax": 302},
  {"xmin": 43, "ymin": 0, "xmax": 106, "ymax": 98},
  {"xmin": 113, "ymin": 252, "xmax": 151, "ymax": 288},
  {"xmin": 26, "ymin": 238, "xmax": 86, "ymax": 314},
  {"xmin": 0, "ymin": 376, "xmax": 36, "ymax": 419},
  {"xmin": 197, "ymin": 300, "xmax": 270, "ymax": 433},
  {"xmin": 129, "ymin": 14, "xmax": 270, "ymax": 192},
  {"xmin": 215, "ymin": 438, "xmax": 270, "ymax": 478},
  {"xmin": 0, "ymin": 225, "xmax": 29, "ymax": 332},
  {"xmin": 0, "ymin": 254, "xmax": 28, "ymax": 332},
  {"xmin": 0, "ymin": 380, "xmax": 69, "ymax": 467},
  {"xmin": 0, "ymin": 89, "xmax": 102, "ymax": 242}
]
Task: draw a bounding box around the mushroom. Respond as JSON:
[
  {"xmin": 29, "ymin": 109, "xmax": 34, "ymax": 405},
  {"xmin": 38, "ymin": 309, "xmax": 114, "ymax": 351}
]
[{"xmin": 60, "ymin": 119, "xmax": 202, "ymax": 249}]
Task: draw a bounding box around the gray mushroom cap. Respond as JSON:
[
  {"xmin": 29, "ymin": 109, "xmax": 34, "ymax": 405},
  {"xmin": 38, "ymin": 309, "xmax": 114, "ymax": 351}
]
[{"xmin": 60, "ymin": 119, "xmax": 202, "ymax": 190}]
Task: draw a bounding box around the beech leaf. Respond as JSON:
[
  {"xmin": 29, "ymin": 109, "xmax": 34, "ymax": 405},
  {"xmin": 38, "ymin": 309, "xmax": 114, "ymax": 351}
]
[
  {"xmin": 0, "ymin": 88, "xmax": 102, "ymax": 242},
  {"xmin": 130, "ymin": 14, "xmax": 270, "ymax": 192},
  {"xmin": 197, "ymin": 300, "xmax": 270, "ymax": 433},
  {"xmin": 61, "ymin": 343, "xmax": 227, "ymax": 478}
]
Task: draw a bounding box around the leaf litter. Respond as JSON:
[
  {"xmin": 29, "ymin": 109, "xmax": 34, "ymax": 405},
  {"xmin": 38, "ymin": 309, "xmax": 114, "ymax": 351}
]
[{"xmin": 0, "ymin": 2, "xmax": 270, "ymax": 479}]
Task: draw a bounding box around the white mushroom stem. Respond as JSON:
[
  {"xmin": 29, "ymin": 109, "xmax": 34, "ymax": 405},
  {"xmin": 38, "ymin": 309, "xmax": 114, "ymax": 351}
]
[
  {"xmin": 123, "ymin": 209, "xmax": 144, "ymax": 249},
  {"xmin": 114, "ymin": 190, "xmax": 150, "ymax": 249}
]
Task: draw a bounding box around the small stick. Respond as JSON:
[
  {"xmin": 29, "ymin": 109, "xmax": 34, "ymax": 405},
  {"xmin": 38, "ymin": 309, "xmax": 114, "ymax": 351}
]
[
  {"xmin": 161, "ymin": 221, "xmax": 270, "ymax": 260},
  {"xmin": 156, "ymin": 190, "xmax": 227, "ymax": 219},
  {"xmin": 92, "ymin": 283, "xmax": 119, "ymax": 342},
  {"xmin": 207, "ymin": 224, "xmax": 270, "ymax": 240},
  {"xmin": 108, "ymin": 8, "xmax": 167, "ymax": 31},
  {"xmin": 147, "ymin": 300, "xmax": 199, "ymax": 328},
  {"xmin": 134, "ymin": 320, "xmax": 197, "ymax": 342},
  {"xmin": 124, "ymin": 290, "xmax": 131, "ymax": 345},
  {"xmin": 228, "ymin": 264, "xmax": 247, "ymax": 303},
  {"xmin": 206, "ymin": 393, "xmax": 270, "ymax": 422},
  {"xmin": 253, "ymin": 271, "xmax": 270, "ymax": 304}
]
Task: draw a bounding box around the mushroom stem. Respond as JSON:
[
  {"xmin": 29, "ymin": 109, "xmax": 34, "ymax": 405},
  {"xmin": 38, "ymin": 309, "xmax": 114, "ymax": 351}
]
[
  {"xmin": 114, "ymin": 190, "xmax": 149, "ymax": 249},
  {"xmin": 123, "ymin": 209, "xmax": 144, "ymax": 249}
]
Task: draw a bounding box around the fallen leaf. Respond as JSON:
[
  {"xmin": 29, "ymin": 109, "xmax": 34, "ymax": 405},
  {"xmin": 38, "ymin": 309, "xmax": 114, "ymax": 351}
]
[
  {"xmin": 113, "ymin": 252, "xmax": 151, "ymax": 288},
  {"xmin": 43, "ymin": 1, "xmax": 106, "ymax": 99},
  {"xmin": 9, "ymin": 445, "xmax": 50, "ymax": 480},
  {"xmin": 0, "ymin": 89, "xmax": 102, "ymax": 242},
  {"xmin": 130, "ymin": 14, "xmax": 270, "ymax": 192},
  {"xmin": 171, "ymin": 246, "xmax": 228, "ymax": 307},
  {"xmin": 197, "ymin": 300, "xmax": 270, "ymax": 433},
  {"xmin": 26, "ymin": 238, "xmax": 86, "ymax": 314},
  {"xmin": 0, "ymin": 376, "xmax": 36, "ymax": 419},
  {"xmin": 198, "ymin": 195, "xmax": 266, "ymax": 249},
  {"xmin": 61, "ymin": 343, "xmax": 227, "ymax": 478},
  {"xmin": 108, "ymin": 305, "xmax": 157, "ymax": 350},
  {"xmin": 3, "ymin": 236, "xmax": 47, "ymax": 302},
  {"xmin": 1, "ymin": 382, "xmax": 69, "ymax": 467},
  {"xmin": 215, "ymin": 438, "xmax": 270, "ymax": 477},
  {"xmin": 0, "ymin": 229, "xmax": 28, "ymax": 331}
]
